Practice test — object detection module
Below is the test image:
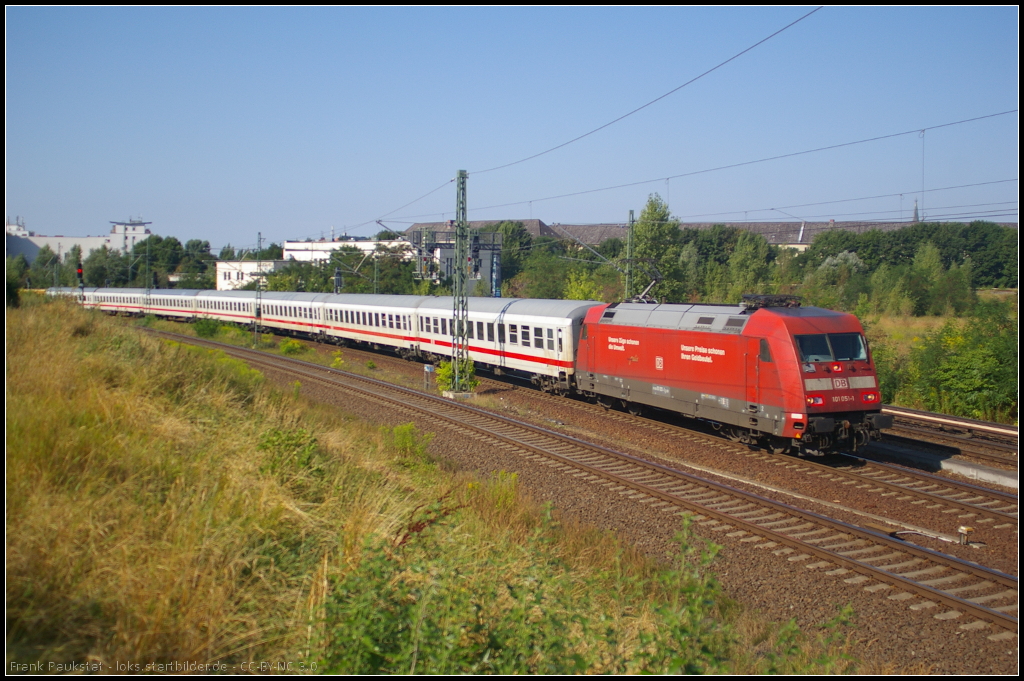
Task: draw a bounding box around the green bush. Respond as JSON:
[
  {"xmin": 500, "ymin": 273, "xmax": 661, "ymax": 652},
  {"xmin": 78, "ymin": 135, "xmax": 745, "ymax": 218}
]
[
  {"xmin": 435, "ymin": 358, "xmax": 478, "ymax": 393},
  {"xmin": 193, "ymin": 317, "xmax": 220, "ymax": 338},
  {"xmin": 901, "ymin": 300, "xmax": 1017, "ymax": 421},
  {"xmin": 279, "ymin": 338, "xmax": 306, "ymax": 355},
  {"xmin": 320, "ymin": 518, "xmax": 733, "ymax": 675},
  {"xmin": 382, "ymin": 423, "xmax": 435, "ymax": 468}
]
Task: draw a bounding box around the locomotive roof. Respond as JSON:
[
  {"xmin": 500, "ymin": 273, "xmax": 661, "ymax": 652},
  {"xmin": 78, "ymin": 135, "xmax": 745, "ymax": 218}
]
[{"xmin": 597, "ymin": 302, "xmax": 846, "ymax": 334}]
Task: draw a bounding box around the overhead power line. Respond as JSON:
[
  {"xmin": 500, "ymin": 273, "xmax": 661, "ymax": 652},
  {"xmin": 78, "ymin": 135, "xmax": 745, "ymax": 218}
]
[
  {"xmin": 469, "ymin": 6, "xmax": 824, "ymax": 175},
  {"xmin": 676, "ymin": 179, "xmax": 1020, "ymax": 220},
  {"xmin": 449, "ymin": 110, "xmax": 1018, "ymax": 215}
]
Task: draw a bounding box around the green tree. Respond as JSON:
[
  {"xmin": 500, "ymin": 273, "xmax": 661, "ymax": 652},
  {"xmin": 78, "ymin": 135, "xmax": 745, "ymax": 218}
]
[
  {"xmin": 563, "ymin": 268, "xmax": 603, "ymax": 301},
  {"xmin": 7, "ymin": 255, "xmax": 29, "ymax": 304},
  {"xmin": 632, "ymin": 194, "xmax": 687, "ymax": 302},
  {"xmin": 493, "ymin": 221, "xmax": 532, "ymax": 282},
  {"xmin": 83, "ymin": 245, "xmax": 128, "ymax": 287},
  {"xmin": 517, "ymin": 247, "xmax": 568, "ymax": 299},
  {"xmin": 726, "ymin": 232, "xmax": 772, "ymax": 302}
]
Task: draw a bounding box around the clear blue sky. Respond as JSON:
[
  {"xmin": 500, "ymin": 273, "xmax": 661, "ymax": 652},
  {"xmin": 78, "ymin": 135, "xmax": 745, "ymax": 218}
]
[{"xmin": 6, "ymin": 7, "xmax": 1018, "ymax": 253}]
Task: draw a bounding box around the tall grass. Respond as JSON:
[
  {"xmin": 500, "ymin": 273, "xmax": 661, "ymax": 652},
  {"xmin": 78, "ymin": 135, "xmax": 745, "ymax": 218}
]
[
  {"xmin": 7, "ymin": 301, "xmax": 406, "ymax": 666},
  {"xmin": 7, "ymin": 300, "xmax": 860, "ymax": 672}
]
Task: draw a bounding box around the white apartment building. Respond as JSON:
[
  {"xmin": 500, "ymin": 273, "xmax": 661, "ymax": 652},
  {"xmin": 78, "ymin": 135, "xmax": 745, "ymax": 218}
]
[
  {"xmin": 282, "ymin": 238, "xmax": 411, "ymax": 262},
  {"xmin": 215, "ymin": 260, "xmax": 289, "ymax": 291}
]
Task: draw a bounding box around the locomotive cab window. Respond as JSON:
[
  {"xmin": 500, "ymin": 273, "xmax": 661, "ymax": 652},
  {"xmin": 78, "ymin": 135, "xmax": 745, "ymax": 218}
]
[
  {"xmin": 828, "ymin": 333, "xmax": 867, "ymax": 361},
  {"xmin": 795, "ymin": 333, "xmax": 867, "ymax": 363},
  {"xmin": 759, "ymin": 338, "xmax": 773, "ymax": 363}
]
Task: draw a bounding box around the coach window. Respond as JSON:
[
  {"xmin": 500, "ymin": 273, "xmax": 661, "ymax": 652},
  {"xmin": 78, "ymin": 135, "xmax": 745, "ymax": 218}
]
[
  {"xmin": 441, "ymin": 318, "xmax": 447, "ymax": 335},
  {"xmin": 487, "ymin": 323, "xmax": 495, "ymax": 342},
  {"xmin": 466, "ymin": 321, "xmax": 474, "ymax": 339},
  {"xmin": 498, "ymin": 323, "xmax": 506, "ymax": 343},
  {"xmin": 509, "ymin": 324, "xmax": 518, "ymax": 344},
  {"xmin": 521, "ymin": 325, "xmax": 531, "ymax": 347},
  {"xmin": 546, "ymin": 328, "xmax": 554, "ymax": 350},
  {"xmin": 537, "ymin": 328, "xmax": 546, "ymax": 349}
]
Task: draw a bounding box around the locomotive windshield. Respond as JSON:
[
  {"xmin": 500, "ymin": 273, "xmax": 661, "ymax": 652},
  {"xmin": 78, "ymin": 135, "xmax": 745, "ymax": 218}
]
[{"xmin": 795, "ymin": 333, "xmax": 867, "ymax": 362}]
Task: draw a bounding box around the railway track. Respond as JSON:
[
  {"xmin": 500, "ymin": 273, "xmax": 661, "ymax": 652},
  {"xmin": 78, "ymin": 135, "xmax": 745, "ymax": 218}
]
[
  {"xmin": 249, "ymin": 337, "xmax": 1020, "ymax": 540},
  {"xmin": 476, "ymin": 377, "xmax": 1019, "ymax": 535},
  {"xmin": 881, "ymin": 405, "xmax": 1018, "ymax": 467},
  {"xmin": 152, "ymin": 331, "xmax": 1018, "ymax": 639}
]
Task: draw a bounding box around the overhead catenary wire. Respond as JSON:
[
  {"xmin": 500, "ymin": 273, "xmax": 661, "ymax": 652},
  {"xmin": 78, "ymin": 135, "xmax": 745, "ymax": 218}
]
[
  {"xmin": 675, "ymin": 179, "xmax": 1020, "ymax": 220},
  {"xmin": 385, "ymin": 111, "xmax": 1018, "ymax": 223},
  {"xmin": 387, "ymin": 177, "xmax": 1020, "ymax": 225},
  {"xmin": 470, "ymin": 7, "xmax": 824, "ymax": 176}
]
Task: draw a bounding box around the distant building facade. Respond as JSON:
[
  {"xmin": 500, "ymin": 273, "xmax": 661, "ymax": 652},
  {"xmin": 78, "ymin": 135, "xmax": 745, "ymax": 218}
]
[
  {"xmin": 6, "ymin": 217, "xmax": 154, "ymax": 264},
  {"xmin": 282, "ymin": 238, "xmax": 412, "ymax": 262},
  {"xmin": 215, "ymin": 260, "xmax": 289, "ymax": 291}
]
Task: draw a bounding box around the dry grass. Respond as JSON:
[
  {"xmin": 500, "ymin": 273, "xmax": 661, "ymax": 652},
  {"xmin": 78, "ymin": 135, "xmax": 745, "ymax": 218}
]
[
  {"xmin": 866, "ymin": 314, "xmax": 948, "ymax": 348},
  {"xmin": 6, "ymin": 301, "xmax": 421, "ymax": 667}
]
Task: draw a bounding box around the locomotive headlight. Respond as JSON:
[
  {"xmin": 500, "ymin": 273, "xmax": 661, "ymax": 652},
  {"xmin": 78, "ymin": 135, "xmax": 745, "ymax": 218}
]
[
  {"xmin": 861, "ymin": 391, "xmax": 880, "ymax": 403},
  {"xmin": 805, "ymin": 394, "xmax": 824, "ymax": 407},
  {"xmin": 831, "ymin": 363, "xmax": 843, "ymax": 372}
]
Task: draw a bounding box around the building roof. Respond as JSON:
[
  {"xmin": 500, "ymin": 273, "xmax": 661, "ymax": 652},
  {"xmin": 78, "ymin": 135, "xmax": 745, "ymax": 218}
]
[{"xmin": 406, "ymin": 219, "xmax": 555, "ymax": 238}]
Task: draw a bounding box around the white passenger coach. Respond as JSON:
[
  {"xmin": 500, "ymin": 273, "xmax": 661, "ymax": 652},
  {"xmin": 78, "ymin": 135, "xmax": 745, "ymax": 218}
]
[{"xmin": 51, "ymin": 288, "xmax": 603, "ymax": 392}]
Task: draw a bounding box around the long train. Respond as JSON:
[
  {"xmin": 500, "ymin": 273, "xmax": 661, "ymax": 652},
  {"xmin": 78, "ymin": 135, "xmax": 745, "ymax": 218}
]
[{"xmin": 50, "ymin": 287, "xmax": 893, "ymax": 456}]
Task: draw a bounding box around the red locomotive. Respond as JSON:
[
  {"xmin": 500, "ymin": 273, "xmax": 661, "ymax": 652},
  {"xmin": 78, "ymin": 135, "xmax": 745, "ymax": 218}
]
[{"xmin": 574, "ymin": 295, "xmax": 892, "ymax": 455}]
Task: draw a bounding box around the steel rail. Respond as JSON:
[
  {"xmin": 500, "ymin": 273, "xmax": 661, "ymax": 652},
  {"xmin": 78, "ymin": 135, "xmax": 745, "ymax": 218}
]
[{"xmin": 883, "ymin": 405, "xmax": 1019, "ymax": 439}]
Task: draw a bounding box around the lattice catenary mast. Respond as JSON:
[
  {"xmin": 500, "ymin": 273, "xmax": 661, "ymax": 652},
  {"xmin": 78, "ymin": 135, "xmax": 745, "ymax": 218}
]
[{"xmin": 452, "ymin": 170, "xmax": 470, "ymax": 392}]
